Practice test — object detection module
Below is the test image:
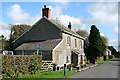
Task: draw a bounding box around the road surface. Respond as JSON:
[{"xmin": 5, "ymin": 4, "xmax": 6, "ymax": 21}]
[{"xmin": 66, "ymin": 58, "xmax": 119, "ymax": 78}]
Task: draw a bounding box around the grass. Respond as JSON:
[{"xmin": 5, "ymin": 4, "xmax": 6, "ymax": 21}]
[
  {"xmin": 17, "ymin": 71, "xmax": 78, "ymax": 80},
  {"xmin": 98, "ymin": 59, "xmax": 111, "ymax": 64}
]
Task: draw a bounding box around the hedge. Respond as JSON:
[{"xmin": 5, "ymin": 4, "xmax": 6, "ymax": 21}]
[{"xmin": 2, "ymin": 55, "xmax": 42, "ymax": 78}]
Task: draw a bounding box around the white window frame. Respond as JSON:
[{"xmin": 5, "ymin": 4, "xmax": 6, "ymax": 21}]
[
  {"xmin": 74, "ymin": 39, "xmax": 77, "ymax": 47},
  {"xmin": 66, "ymin": 56, "xmax": 70, "ymax": 63},
  {"xmin": 80, "ymin": 40, "xmax": 82, "ymax": 48},
  {"xmin": 67, "ymin": 36, "xmax": 70, "ymax": 46}
]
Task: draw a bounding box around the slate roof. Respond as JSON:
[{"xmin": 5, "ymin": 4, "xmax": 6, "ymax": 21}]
[
  {"xmin": 50, "ymin": 19, "xmax": 84, "ymax": 40},
  {"xmin": 15, "ymin": 39, "xmax": 61, "ymax": 50},
  {"xmin": 12, "ymin": 17, "xmax": 84, "ymax": 43}
]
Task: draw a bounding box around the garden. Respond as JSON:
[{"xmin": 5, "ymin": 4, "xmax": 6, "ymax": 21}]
[
  {"xmin": 1, "ymin": 54, "xmax": 114, "ymax": 79},
  {"xmin": 1, "ymin": 55, "xmax": 79, "ymax": 79}
]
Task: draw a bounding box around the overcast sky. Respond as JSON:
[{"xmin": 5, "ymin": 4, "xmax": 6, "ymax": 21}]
[{"xmin": 0, "ymin": 1, "xmax": 119, "ymax": 51}]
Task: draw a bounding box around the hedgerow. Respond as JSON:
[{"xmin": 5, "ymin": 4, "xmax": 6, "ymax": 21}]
[{"xmin": 2, "ymin": 55, "xmax": 42, "ymax": 78}]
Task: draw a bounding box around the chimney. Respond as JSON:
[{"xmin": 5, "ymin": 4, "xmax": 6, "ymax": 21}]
[
  {"xmin": 68, "ymin": 22, "xmax": 72, "ymax": 29},
  {"xmin": 42, "ymin": 5, "xmax": 51, "ymax": 19}
]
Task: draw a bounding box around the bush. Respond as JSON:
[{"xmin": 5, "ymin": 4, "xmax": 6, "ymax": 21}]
[
  {"xmin": 114, "ymin": 54, "xmax": 120, "ymax": 58},
  {"xmin": 60, "ymin": 66, "xmax": 64, "ymax": 70},
  {"xmin": 2, "ymin": 55, "xmax": 42, "ymax": 78},
  {"xmin": 108, "ymin": 55, "xmax": 115, "ymax": 59},
  {"xmin": 67, "ymin": 64, "xmax": 74, "ymax": 68}
]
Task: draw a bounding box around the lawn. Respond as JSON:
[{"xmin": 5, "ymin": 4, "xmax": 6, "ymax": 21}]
[
  {"xmin": 98, "ymin": 59, "xmax": 111, "ymax": 64},
  {"xmin": 17, "ymin": 71, "xmax": 78, "ymax": 80}
]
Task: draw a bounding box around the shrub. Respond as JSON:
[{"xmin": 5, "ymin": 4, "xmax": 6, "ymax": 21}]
[
  {"xmin": 76, "ymin": 65, "xmax": 81, "ymax": 68},
  {"xmin": 81, "ymin": 64, "xmax": 84, "ymax": 68},
  {"xmin": 108, "ymin": 55, "xmax": 115, "ymax": 59},
  {"xmin": 2, "ymin": 55, "xmax": 42, "ymax": 78},
  {"xmin": 67, "ymin": 64, "xmax": 74, "ymax": 68},
  {"xmin": 60, "ymin": 66, "xmax": 64, "ymax": 70}
]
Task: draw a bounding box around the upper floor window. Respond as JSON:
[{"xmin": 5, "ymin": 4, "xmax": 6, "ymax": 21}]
[
  {"xmin": 67, "ymin": 36, "xmax": 70, "ymax": 46},
  {"xmin": 74, "ymin": 39, "xmax": 77, "ymax": 47},
  {"xmin": 80, "ymin": 40, "xmax": 82, "ymax": 48}
]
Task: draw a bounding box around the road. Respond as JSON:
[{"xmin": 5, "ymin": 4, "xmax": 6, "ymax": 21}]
[{"xmin": 66, "ymin": 58, "xmax": 119, "ymax": 79}]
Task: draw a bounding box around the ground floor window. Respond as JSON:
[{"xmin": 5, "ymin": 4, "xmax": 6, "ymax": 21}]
[{"xmin": 66, "ymin": 56, "xmax": 70, "ymax": 63}]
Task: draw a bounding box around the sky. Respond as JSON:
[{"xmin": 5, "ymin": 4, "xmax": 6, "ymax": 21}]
[{"xmin": 0, "ymin": 1, "xmax": 119, "ymax": 51}]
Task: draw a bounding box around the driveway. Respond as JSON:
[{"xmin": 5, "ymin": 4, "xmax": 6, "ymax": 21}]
[{"xmin": 63, "ymin": 58, "xmax": 119, "ymax": 79}]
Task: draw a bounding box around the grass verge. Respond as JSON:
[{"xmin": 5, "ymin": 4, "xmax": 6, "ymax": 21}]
[
  {"xmin": 98, "ymin": 59, "xmax": 111, "ymax": 64},
  {"xmin": 17, "ymin": 71, "xmax": 78, "ymax": 80}
]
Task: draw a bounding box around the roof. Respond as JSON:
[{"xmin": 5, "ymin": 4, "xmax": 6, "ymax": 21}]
[
  {"xmin": 50, "ymin": 19, "xmax": 84, "ymax": 40},
  {"xmin": 12, "ymin": 17, "xmax": 84, "ymax": 43},
  {"xmin": 15, "ymin": 39, "xmax": 61, "ymax": 51},
  {"xmin": 72, "ymin": 49, "xmax": 85, "ymax": 55}
]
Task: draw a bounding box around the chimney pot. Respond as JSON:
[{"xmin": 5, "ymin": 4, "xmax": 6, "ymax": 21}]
[
  {"xmin": 68, "ymin": 22, "xmax": 72, "ymax": 30},
  {"xmin": 69, "ymin": 22, "xmax": 71, "ymax": 25},
  {"xmin": 44, "ymin": 5, "xmax": 46, "ymax": 8},
  {"xmin": 42, "ymin": 5, "xmax": 51, "ymax": 19}
]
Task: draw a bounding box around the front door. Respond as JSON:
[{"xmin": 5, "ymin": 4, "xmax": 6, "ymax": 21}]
[{"xmin": 80, "ymin": 55, "xmax": 83, "ymax": 64}]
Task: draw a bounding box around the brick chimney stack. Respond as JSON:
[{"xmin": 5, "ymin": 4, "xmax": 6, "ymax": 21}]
[
  {"xmin": 68, "ymin": 22, "xmax": 72, "ymax": 29},
  {"xmin": 42, "ymin": 5, "xmax": 51, "ymax": 19}
]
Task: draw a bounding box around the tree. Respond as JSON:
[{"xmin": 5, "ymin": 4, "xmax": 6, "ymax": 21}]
[
  {"xmin": 101, "ymin": 36, "xmax": 108, "ymax": 45},
  {"xmin": 0, "ymin": 35, "xmax": 6, "ymax": 51},
  {"xmin": 3, "ymin": 24, "xmax": 31, "ymax": 50},
  {"xmin": 76, "ymin": 29, "xmax": 88, "ymax": 38},
  {"xmin": 86, "ymin": 25, "xmax": 106, "ymax": 63},
  {"xmin": 10, "ymin": 24, "xmax": 31, "ymax": 41},
  {"xmin": 0, "ymin": 35, "xmax": 11, "ymax": 51},
  {"xmin": 76, "ymin": 29, "xmax": 89, "ymax": 58}
]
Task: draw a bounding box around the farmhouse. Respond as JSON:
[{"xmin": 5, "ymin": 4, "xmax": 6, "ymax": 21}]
[{"xmin": 13, "ymin": 5, "xmax": 85, "ymax": 67}]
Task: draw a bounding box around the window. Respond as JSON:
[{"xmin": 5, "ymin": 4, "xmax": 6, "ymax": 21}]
[
  {"xmin": 67, "ymin": 36, "xmax": 70, "ymax": 46},
  {"xmin": 74, "ymin": 39, "xmax": 77, "ymax": 47},
  {"xmin": 66, "ymin": 56, "xmax": 70, "ymax": 63},
  {"xmin": 80, "ymin": 40, "xmax": 82, "ymax": 48}
]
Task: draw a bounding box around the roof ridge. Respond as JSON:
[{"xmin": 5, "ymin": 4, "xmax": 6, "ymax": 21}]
[{"xmin": 50, "ymin": 19, "xmax": 84, "ymax": 40}]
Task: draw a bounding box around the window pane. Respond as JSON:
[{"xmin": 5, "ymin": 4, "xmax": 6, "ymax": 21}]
[
  {"xmin": 67, "ymin": 36, "xmax": 70, "ymax": 46},
  {"xmin": 80, "ymin": 40, "xmax": 82, "ymax": 48},
  {"xmin": 75, "ymin": 39, "xmax": 77, "ymax": 47}
]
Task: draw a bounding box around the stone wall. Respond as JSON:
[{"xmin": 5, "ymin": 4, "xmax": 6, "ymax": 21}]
[{"xmin": 53, "ymin": 33, "xmax": 85, "ymax": 67}]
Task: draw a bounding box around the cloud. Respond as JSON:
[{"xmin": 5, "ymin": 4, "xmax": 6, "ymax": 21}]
[
  {"xmin": 49, "ymin": 5, "xmax": 62, "ymax": 18},
  {"xmin": 0, "ymin": 21, "xmax": 10, "ymax": 39},
  {"xmin": 58, "ymin": 15, "xmax": 86, "ymax": 30},
  {"xmin": 100, "ymin": 33, "xmax": 105, "ymax": 37},
  {"xmin": 82, "ymin": 3, "xmax": 118, "ymax": 26},
  {"xmin": 49, "ymin": 3, "xmax": 86, "ymax": 30},
  {"xmin": 4, "ymin": 4, "xmax": 42, "ymax": 39},
  {"xmin": 7, "ymin": 3, "xmax": 86, "ymax": 32},
  {"xmin": 7, "ymin": 4, "xmax": 41, "ymax": 25},
  {"xmin": 114, "ymin": 26, "xmax": 120, "ymax": 34}
]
